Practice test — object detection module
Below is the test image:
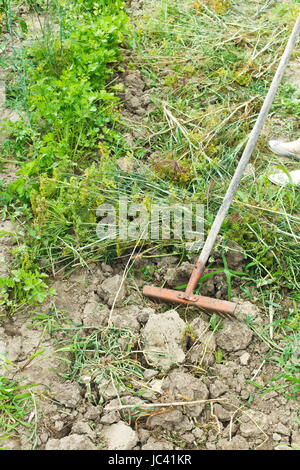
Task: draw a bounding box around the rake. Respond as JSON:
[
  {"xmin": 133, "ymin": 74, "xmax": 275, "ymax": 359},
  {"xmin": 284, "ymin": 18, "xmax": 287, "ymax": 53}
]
[{"xmin": 143, "ymin": 14, "xmax": 300, "ymax": 318}]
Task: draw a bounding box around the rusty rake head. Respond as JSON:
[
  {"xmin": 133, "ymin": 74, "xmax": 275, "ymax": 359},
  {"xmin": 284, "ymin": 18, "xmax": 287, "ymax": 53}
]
[{"xmin": 143, "ymin": 263, "xmax": 236, "ymax": 319}]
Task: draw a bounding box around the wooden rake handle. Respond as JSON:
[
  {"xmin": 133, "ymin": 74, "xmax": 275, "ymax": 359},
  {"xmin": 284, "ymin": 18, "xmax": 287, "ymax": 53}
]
[{"xmin": 197, "ymin": 13, "xmax": 300, "ymax": 270}]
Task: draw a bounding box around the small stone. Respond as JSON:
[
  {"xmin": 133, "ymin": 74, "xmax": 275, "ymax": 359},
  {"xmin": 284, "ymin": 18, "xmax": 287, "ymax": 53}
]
[
  {"xmin": 143, "ymin": 369, "xmax": 159, "ymax": 380},
  {"xmin": 239, "ymin": 352, "xmax": 250, "ymax": 365},
  {"xmin": 273, "ymin": 433, "xmax": 281, "ymax": 442}
]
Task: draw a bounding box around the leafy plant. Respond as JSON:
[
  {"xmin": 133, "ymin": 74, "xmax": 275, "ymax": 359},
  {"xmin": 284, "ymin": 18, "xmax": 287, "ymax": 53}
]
[{"xmin": 0, "ymin": 267, "xmax": 53, "ymax": 313}]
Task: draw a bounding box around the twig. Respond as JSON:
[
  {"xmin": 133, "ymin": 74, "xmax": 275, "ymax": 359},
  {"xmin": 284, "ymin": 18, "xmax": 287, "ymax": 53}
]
[
  {"xmin": 269, "ymin": 294, "xmax": 274, "ymax": 341},
  {"xmin": 203, "ymin": 96, "xmax": 258, "ymax": 146},
  {"xmin": 229, "ymin": 405, "xmax": 269, "ymax": 448},
  {"xmin": 105, "ymin": 398, "xmax": 225, "ymax": 412},
  {"xmin": 210, "ymin": 403, "xmax": 221, "ymax": 435},
  {"xmin": 19, "ymin": 326, "xmax": 47, "ymax": 371},
  {"xmin": 229, "ymin": 405, "xmax": 244, "ymax": 441},
  {"xmin": 251, "ymin": 359, "xmax": 266, "ymax": 381}
]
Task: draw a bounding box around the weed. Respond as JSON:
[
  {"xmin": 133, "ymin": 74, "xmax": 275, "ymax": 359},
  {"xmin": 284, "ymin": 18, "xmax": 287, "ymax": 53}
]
[
  {"xmin": 139, "ymin": 264, "xmax": 155, "ymax": 282},
  {"xmin": 59, "ymin": 325, "xmax": 145, "ymax": 405},
  {"xmin": 209, "ymin": 314, "xmax": 223, "ymax": 332},
  {"xmin": 0, "ymin": 377, "xmax": 38, "ymax": 449},
  {"xmin": 269, "ymin": 325, "xmax": 300, "ymax": 399}
]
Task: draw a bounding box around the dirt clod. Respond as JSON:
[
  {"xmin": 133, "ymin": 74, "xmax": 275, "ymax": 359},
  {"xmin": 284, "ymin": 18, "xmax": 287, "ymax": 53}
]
[
  {"xmin": 239, "ymin": 410, "xmax": 270, "ymax": 438},
  {"xmin": 101, "ymin": 422, "xmax": 138, "ymax": 450},
  {"xmin": 143, "ymin": 310, "xmax": 186, "ymax": 371},
  {"xmin": 239, "ymin": 351, "xmax": 250, "ymax": 365},
  {"xmin": 161, "ymin": 370, "xmax": 209, "ymax": 417},
  {"xmin": 218, "ymin": 436, "xmax": 250, "ymax": 450},
  {"xmin": 142, "ymin": 438, "xmax": 174, "ymax": 450},
  {"xmin": 45, "ymin": 434, "xmax": 97, "ymax": 450},
  {"xmin": 215, "ymin": 320, "xmax": 253, "ymax": 352},
  {"xmin": 209, "ymin": 380, "xmax": 229, "ymax": 398},
  {"xmin": 50, "ymin": 382, "xmax": 82, "ymax": 409},
  {"xmin": 97, "ymin": 275, "xmax": 126, "ymax": 307},
  {"xmin": 165, "ymin": 261, "xmax": 194, "ymax": 287}
]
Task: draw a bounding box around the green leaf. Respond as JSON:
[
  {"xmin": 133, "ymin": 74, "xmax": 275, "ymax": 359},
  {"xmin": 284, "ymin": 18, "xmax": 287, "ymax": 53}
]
[
  {"xmin": 215, "ymin": 348, "xmax": 223, "ymax": 363},
  {"xmin": 19, "ymin": 19, "xmax": 28, "ymax": 34}
]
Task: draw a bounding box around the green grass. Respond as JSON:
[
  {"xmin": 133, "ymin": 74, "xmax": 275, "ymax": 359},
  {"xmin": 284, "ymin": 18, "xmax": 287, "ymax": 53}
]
[
  {"xmin": 246, "ymin": 316, "xmax": 300, "ymax": 400},
  {"xmin": 31, "ymin": 305, "xmax": 147, "ymax": 406},
  {"xmin": 0, "ymin": 376, "xmax": 38, "ymax": 449}
]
